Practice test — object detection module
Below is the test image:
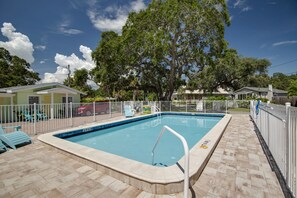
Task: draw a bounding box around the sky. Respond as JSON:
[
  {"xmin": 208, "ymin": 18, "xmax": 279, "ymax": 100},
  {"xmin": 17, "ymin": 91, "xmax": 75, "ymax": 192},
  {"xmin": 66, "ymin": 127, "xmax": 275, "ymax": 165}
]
[{"xmin": 0, "ymin": 0, "xmax": 296, "ymax": 87}]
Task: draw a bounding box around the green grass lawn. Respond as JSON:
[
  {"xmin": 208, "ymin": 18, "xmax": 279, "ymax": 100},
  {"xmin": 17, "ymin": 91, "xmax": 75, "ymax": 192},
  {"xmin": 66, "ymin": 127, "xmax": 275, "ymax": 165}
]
[{"xmin": 228, "ymin": 108, "xmax": 250, "ymax": 112}]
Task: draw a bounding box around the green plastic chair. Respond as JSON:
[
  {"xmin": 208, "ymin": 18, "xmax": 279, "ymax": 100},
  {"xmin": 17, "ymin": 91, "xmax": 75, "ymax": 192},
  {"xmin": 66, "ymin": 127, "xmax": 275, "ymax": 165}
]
[{"xmin": 0, "ymin": 125, "xmax": 32, "ymax": 150}]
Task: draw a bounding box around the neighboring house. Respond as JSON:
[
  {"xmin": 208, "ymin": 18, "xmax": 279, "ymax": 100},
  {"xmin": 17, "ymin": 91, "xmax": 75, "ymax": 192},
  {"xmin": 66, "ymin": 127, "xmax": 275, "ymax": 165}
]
[
  {"xmin": 0, "ymin": 83, "xmax": 85, "ymax": 121},
  {"xmin": 0, "ymin": 82, "xmax": 85, "ymax": 105},
  {"xmin": 172, "ymin": 88, "xmax": 232, "ymax": 100},
  {"xmin": 234, "ymin": 86, "xmax": 288, "ymax": 100}
]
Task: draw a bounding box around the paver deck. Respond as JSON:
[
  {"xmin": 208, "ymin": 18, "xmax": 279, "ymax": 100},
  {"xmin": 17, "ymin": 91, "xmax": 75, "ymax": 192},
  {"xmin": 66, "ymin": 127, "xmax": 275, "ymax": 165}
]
[{"xmin": 0, "ymin": 114, "xmax": 284, "ymax": 197}]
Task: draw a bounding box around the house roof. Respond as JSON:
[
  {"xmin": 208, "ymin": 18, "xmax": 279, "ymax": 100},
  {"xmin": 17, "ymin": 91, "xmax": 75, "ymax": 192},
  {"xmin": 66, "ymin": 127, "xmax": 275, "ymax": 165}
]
[
  {"xmin": 234, "ymin": 87, "xmax": 287, "ymax": 94},
  {"xmin": 0, "ymin": 93, "xmax": 15, "ymax": 97},
  {"xmin": 36, "ymin": 88, "xmax": 79, "ymax": 95},
  {"xmin": 174, "ymin": 87, "xmax": 231, "ymax": 95},
  {"xmin": 0, "ymin": 82, "xmax": 86, "ymax": 95}
]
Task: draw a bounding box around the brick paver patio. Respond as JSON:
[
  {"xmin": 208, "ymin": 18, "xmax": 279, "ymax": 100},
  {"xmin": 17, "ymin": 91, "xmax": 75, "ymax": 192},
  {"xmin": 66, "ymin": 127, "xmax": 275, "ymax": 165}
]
[{"xmin": 0, "ymin": 114, "xmax": 284, "ymax": 197}]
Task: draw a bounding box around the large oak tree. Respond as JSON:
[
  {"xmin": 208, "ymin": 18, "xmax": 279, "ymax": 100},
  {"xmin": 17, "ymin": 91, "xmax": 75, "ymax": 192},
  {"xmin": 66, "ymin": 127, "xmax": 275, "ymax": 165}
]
[
  {"xmin": 0, "ymin": 47, "xmax": 40, "ymax": 88},
  {"xmin": 188, "ymin": 48, "xmax": 271, "ymax": 91},
  {"xmin": 92, "ymin": 0, "xmax": 230, "ymax": 100}
]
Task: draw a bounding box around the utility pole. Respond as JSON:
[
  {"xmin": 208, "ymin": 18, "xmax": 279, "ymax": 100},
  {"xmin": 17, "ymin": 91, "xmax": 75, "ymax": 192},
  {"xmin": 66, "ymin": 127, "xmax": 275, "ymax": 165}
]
[{"xmin": 67, "ymin": 64, "xmax": 71, "ymax": 87}]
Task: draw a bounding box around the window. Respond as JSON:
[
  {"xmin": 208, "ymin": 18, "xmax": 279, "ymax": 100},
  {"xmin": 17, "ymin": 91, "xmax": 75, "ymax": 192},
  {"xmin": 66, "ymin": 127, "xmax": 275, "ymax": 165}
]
[
  {"xmin": 28, "ymin": 96, "xmax": 39, "ymax": 104},
  {"xmin": 62, "ymin": 97, "xmax": 73, "ymax": 103}
]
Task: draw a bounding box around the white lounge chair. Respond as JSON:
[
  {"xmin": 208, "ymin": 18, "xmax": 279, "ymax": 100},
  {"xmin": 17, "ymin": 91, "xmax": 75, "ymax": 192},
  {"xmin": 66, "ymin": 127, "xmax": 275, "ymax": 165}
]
[{"xmin": 124, "ymin": 105, "xmax": 136, "ymax": 117}]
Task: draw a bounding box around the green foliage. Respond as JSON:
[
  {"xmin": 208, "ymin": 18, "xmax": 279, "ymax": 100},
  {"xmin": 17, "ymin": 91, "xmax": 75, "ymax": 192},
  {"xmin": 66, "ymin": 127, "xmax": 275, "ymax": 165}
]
[
  {"xmin": 142, "ymin": 105, "xmax": 151, "ymax": 114},
  {"xmin": 64, "ymin": 68, "xmax": 94, "ymax": 97},
  {"xmin": 92, "ymin": 0, "xmax": 230, "ymax": 100},
  {"xmin": 257, "ymin": 98, "xmax": 269, "ymax": 103},
  {"xmin": 93, "ymin": 88, "xmax": 109, "ymax": 98},
  {"xmin": 236, "ymin": 101, "xmax": 250, "ymax": 109},
  {"xmin": 115, "ymin": 90, "xmax": 134, "ymax": 101},
  {"xmin": 81, "ymin": 97, "xmax": 108, "ymax": 103},
  {"xmin": 271, "ymin": 72, "xmax": 296, "ymax": 91},
  {"xmin": 248, "ymin": 74, "xmax": 270, "ymax": 88},
  {"xmin": 288, "ymin": 80, "xmax": 297, "ymax": 96},
  {"xmin": 189, "ymin": 48, "xmax": 271, "ymax": 92},
  {"xmin": 147, "ymin": 92, "xmax": 157, "ymax": 101},
  {"xmin": 113, "ymin": 90, "xmax": 145, "ymax": 101},
  {"xmin": 0, "ymin": 47, "xmax": 40, "ymax": 88},
  {"xmin": 205, "ymin": 96, "xmax": 227, "ymax": 100},
  {"xmin": 91, "ymin": 32, "xmax": 129, "ymax": 97},
  {"xmin": 245, "ymin": 96, "xmax": 257, "ymax": 100}
]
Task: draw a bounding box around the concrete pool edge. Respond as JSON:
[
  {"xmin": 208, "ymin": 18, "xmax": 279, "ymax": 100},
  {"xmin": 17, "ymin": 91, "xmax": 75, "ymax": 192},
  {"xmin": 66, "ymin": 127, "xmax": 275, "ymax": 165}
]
[{"xmin": 38, "ymin": 113, "xmax": 232, "ymax": 194}]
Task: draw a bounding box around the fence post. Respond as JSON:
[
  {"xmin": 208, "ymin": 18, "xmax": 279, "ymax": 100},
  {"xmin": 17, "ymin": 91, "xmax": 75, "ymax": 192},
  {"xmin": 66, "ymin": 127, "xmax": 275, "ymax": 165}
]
[
  {"xmin": 285, "ymin": 102, "xmax": 291, "ymax": 115},
  {"xmin": 225, "ymin": 100, "xmax": 228, "ymax": 114},
  {"xmin": 250, "ymin": 100, "xmax": 253, "ymax": 118},
  {"xmin": 285, "ymin": 102, "xmax": 291, "ymax": 183},
  {"xmin": 204, "ymin": 100, "xmax": 206, "ymax": 113},
  {"xmin": 170, "ymin": 101, "xmax": 172, "ymax": 112},
  {"xmin": 121, "ymin": 101, "xmax": 123, "ymax": 115},
  {"xmin": 186, "ymin": 100, "xmax": 187, "ymax": 112},
  {"xmin": 70, "ymin": 102, "xmax": 73, "ymax": 127},
  {"xmin": 93, "ymin": 101, "xmax": 96, "ymax": 122},
  {"xmin": 141, "ymin": 101, "xmax": 143, "ymax": 114},
  {"xmin": 159, "ymin": 101, "xmax": 161, "ymax": 112},
  {"xmin": 33, "ymin": 103, "xmax": 37, "ymax": 135},
  {"xmin": 109, "ymin": 101, "xmax": 112, "ymax": 118},
  {"xmin": 266, "ymin": 101, "xmax": 270, "ymax": 148}
]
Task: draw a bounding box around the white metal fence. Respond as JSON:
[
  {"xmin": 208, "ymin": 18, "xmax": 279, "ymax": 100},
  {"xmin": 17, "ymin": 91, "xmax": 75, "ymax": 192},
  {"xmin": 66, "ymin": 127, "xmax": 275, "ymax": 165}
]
[
  {"xmin": 0, "ymin": 100, "xmax": 249, "ymax": 135},
  {"xmin": 250, "ymin": 100, "xmax": 297, "ymax": 197}
]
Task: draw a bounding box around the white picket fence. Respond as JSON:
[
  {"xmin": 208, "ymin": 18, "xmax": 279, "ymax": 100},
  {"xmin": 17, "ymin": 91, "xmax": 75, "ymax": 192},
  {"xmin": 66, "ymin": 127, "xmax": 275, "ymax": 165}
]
[
  {"xmin": 0, "ymin": 100, "xmax": 250, "ymax": 135},
  {"xmin": 250, "ymin": 100, "xmax": 297, "ymax": 197}
]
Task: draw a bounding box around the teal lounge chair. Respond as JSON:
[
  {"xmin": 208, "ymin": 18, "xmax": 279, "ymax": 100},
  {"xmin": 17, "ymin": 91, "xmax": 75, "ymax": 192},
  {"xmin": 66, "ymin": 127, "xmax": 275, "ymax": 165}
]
[
  {"xmin": 0, "ymin": 140, "xmax": 7, "ymax": 152},
  {"xmin": 37, "ymin": 111, "xmax": 48, "ymax": 120},
  {"xmin": 23, "ymin": 110, "xmax": 34, "ymax": 122},
  {"xmin": 0, "ymin": 125, "xmax": 31, "ymax": 150},
  {"xmin": 124, "ymin": 105, "xmax": 136, "ymax": 117}
]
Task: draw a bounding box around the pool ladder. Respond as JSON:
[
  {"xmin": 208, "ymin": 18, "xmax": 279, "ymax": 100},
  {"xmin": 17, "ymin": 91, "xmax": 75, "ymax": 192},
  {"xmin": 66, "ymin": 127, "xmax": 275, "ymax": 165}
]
[
  {"xmin": 152, "ymin": 105, "xmax": 161, "ymax": 119},
  {"xmin": 151, "ymin": 125, "xmax": 189, "ymax": 198}
]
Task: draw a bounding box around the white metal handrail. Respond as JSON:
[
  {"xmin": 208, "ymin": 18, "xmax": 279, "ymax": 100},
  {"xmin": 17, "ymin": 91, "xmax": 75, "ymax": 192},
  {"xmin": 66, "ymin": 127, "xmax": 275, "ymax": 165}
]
[
  {"xmin": 152, "ymin": 105, "xmax": 161, "ymax": 120},
  {"xmin": 151, "ymin": 125, "xmax": 189, "ymax": 198},
  {"xmin": 152, "ymin": 105, "xmax": 160, "ymax": 113}
]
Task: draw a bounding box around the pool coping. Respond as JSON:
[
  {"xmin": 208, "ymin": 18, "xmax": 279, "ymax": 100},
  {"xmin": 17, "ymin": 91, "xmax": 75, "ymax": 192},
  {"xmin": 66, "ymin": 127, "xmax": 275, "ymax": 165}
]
[{"xmin": 38, "ymin": 113, "xmax": 232, "ymax": 194}]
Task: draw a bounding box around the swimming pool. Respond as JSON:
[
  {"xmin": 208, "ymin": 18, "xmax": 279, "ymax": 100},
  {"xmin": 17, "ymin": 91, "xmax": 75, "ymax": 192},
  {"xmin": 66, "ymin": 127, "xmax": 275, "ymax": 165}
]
[
  {"xmin": 63, "ymin": 114, "xmax": 222, "ymax": 166},
  {"xmin": 39, "ymin": 112, "xmax": 231, "ymax": 194}
]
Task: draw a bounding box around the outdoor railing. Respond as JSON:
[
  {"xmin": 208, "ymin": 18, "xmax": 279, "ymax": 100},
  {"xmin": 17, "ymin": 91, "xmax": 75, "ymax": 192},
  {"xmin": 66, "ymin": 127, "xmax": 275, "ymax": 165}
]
[
  {"xmin": 250, "ymin": 100, "xmax": 297, "ymax": 197},
  {"xmin": 0, "ymin": 100, "xmax": 249, "ymax": 135}
]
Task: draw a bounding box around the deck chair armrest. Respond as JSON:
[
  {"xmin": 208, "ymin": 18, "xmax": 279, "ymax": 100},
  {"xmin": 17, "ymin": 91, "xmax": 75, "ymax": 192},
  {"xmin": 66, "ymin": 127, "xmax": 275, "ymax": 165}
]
[{"xmin": 2, "ymin": 125, "xmax": 21, "ymax": 131}]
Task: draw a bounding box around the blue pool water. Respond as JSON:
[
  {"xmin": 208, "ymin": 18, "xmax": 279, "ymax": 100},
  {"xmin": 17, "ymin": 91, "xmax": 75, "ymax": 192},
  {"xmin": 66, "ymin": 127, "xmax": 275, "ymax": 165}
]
[{"xmin": 64, "ymin": 114, "xmax": 222, "ymax": 166}]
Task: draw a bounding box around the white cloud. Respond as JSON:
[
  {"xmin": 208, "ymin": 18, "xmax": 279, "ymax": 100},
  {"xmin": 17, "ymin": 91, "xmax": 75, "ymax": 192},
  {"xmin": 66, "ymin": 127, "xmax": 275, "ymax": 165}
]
[
  {"xmin": 130, "ymin": 0, "xmax": 146, "ymax": 12},
  {"xmin": 260, "ymin": 43, "xmax": 267, "ymax": 49},
  {"xmin": 41, "ymin": 45, "xmax": 97, "ymax": 88},
  {"xmin": 40, "ymin": 60, "xmax": 45, "ymax": 64},
  {"xmin": 0, "ymin": 22, "xmax": 34, "ymax": 63},
  {"xmin": 242, "ymin": 6, "xmax": 252, "ymax": 12},
  {"xmin": 87, "ymin": 79, "xmax": 99, "ymax": 90},
  {"xmin": 35, "ymin": 45, "xmax": 46, "ymax": 51},
  {"xmin": 87, "ymin": 0, "xmax": 146, "ymax": 34},
  {"xmin": 233, "ymin": 0, "xmax": 252, "ymax": 12},
  {"xmin": 60, "ymin": 28, "xmax": 83, "ymax": 35},
  {"xmin": 272, "ymin": 40, "xmax": 297, "ymax": 47},
  {"xmin": 58, "ymin": 19, "xmax": 83, "ymax": 35},
  {"xmin": 234, "ymin": 0, "xmax": 246, "ymax": 8}
]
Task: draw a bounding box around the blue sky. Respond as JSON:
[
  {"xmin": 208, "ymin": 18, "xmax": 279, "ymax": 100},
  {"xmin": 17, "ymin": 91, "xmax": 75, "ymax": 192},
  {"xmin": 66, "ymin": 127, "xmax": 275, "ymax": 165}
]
[{"xmin": 0, "ymin": 0, "xmax": 296, "ymax": 85}]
